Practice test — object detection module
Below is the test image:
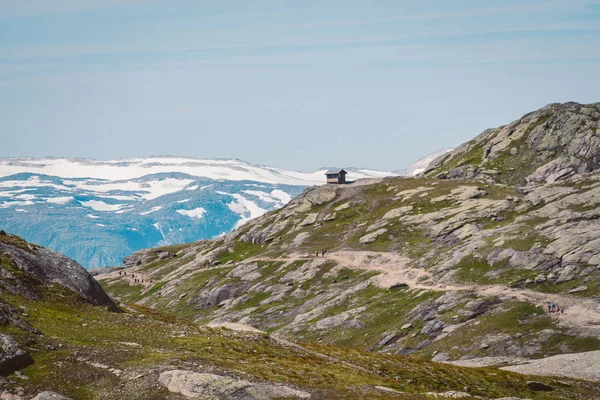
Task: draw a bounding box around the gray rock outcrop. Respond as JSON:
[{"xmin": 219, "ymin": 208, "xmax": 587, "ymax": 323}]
[
  {"xmin": 31, "ymin": 392, "xmax": 72, "ymax": 400},
  {"xmin": 0, "ymin": 333, "xmax": 33, "ymax": 376}
]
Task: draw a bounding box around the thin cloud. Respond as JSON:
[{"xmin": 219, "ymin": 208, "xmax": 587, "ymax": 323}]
[
  {"xmin": 292, "ymin": 1, "xmax": 596, "ymax": 28},
  {"xmin": 0, "ymin": 0, "xmax": 151, "ymax": 16},
  {"xmin": 2, "ymin": 28, "xmax": 599, "ymax": 64}
]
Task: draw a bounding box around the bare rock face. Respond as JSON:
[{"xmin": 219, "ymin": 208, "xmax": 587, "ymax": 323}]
[
  {"xmin": 0, "ymin": 333, "xmax": 33, "ymax": 376},
  {"xmin": 30, "ymin": 392, "xmax": 72, "ymax": 400},
  {"xmin": 0, "ymin": 236, "xmax": 118, "ymax": 311},
  {"xmin": 158, "ymin": 370, "xmax": 311, "ymax": 399}
]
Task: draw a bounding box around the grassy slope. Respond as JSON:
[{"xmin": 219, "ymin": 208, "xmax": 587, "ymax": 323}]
[{"xmin": 2, "ymin": 285, "xmax": 600, "ymax": 399}]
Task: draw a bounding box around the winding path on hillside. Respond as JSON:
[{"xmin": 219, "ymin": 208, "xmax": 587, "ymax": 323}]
[{"xmin": 250, "ymin": 251, "xmax": 600, "ymax": 335}]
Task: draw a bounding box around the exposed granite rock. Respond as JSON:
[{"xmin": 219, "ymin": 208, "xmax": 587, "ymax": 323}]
[{"xmin": 158, "ymin": 370, "xmax": 311, "ymax": 399}]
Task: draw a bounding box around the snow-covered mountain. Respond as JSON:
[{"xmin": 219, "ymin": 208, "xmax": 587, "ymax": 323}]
[
  {"xmin": 405, "ymin": 149, "xmax": 454, "ymax": 176},
  {"xmin": 0, "ymin": 157, "xmax": 393, "ymax": 268}
]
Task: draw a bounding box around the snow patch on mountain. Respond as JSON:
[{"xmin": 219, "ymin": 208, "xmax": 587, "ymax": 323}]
[
  {"xmin": 80, "ymin": 200, "xmax": 123, "ymax": 212},
  {"xmin": 0, "ymin": 157, "xmax": 394, "ymax": 186},
  {"xmin": 44, "ymin": 196, "xmax": 74, "ymax": 204},
  {"xmin": 176, "ymin": 207, "xmax": 207, "ymax": 219},
  {"xmin": 140, "ymin": 206, "xmax": 163, "ymax": 215},
  {"xmin": 219, "ymin": 192, "xmax": 267, "ymax": 228},
  {"xmin": 406, "ymin": 149, "xmax": 454, "ymax": 176}
]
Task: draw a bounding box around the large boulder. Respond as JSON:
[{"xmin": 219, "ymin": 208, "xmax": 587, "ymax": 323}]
[
  {"xmin": 0, "ymin": 333, "xmax": 33, "ymax": 376},
  {"xmin": 159, "ymin": 370, "xmax": 311, "ymax": 399},
  {"xmin": 0, "ymin": 237, "xmax": 118, "ymax": 311}
]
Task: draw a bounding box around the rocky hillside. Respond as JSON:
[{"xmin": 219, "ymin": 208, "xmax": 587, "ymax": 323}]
[
  {"xmin": 99, "ymin": 169, "xmax": 600, "ymax": 365},
  {"xmin": 5, "ymin": 238, "xmax": 596, "ymax": 399},
  {"xmin": 96, "ymin": 103, "xmax": 600, "ymax": 377},
  {"xmin": 424, "ymin": 102, "xmax": 600, "ymax": 186}
]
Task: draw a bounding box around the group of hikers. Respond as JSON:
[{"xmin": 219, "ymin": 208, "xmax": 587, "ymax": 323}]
[
  {"xmin": 315, "ymin": 248, "xmax": 327, "ymax": 258},
  {"xmin": 118, "ymin": 270, "xmax": 150, "ymax": 285},
  {"xmin": 547, "ymin": 301, "xmax": 565, "ymax": 314}
]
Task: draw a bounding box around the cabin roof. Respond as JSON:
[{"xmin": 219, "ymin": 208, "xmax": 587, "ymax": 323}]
[{"xmin": 325, "ymin": 169, "xmax": 347, "ymax": 175}]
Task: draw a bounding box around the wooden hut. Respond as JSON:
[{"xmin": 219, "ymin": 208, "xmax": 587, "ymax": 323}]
[{"xmin": 325, "ymin": 169, "xmax": 347, "ymax": 184}]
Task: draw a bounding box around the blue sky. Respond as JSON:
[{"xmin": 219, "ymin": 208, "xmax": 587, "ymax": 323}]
[{"xmin": 1, "ymin": 0, "xmax": 600, "ymax": 171}]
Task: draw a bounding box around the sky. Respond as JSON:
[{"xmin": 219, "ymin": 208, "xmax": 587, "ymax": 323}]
[{"xmin": 1, "ymin": 0, "xmax": 600, "ymax": 172}]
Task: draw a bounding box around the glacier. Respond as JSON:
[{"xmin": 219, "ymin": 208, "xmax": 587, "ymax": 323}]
[{"xmin": 0, "ymin": 157, "xmax": 393, "ymax": 268}]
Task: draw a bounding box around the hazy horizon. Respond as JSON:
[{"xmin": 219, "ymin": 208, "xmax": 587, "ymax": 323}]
[{"xmin": 2, "ymin": 1, "xmax": 600, "ymax": 171}]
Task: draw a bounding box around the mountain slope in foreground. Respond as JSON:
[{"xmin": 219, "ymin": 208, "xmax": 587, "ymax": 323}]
[
  {"xmin": 99, "ymin": 103, "xmax": 600, "ymax": 382},
  {"xmin": 4, "ymin": 237, "xmax": 597, "ymax": 398},
  {"xmin": 0, "ymin": 158, "xmax": 392, "ymax": 268}
]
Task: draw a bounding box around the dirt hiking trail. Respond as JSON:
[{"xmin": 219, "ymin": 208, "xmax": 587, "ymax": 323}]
[{"xmin": 252, "ymin": 250, "xmax": 600, "ymax": 334}]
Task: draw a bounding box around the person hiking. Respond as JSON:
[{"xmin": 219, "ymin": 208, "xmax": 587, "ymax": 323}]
[
  {"xmin": 547, "ymin": 302, "xmax": 552, "ymax": 313},
  {"xmin": 551, "ymin": 301, "xmax": 556, "ymax": 312},
  {"xmin": 316, "ymin": 250, "xmax": 319, "ymax": 257},
  {"xmin": 321, "ymin": 248, "xmax": 326, "ymax": 257}
]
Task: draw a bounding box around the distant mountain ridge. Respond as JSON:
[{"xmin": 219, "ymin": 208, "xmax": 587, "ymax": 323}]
[
  {"xmin": 0, "ymin": 157, "xmax": 394, "ymax": 268},
  {"xmin": 424, "ymin": 102, "xmax": 600, "ymax": 185}
]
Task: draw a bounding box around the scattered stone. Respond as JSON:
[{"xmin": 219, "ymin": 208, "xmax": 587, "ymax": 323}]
[
  {"xmin": 359, "ymin": 229, "xmax": 388, "ymax": 244},
  {"xmin": 299, "ymin": 213, "xmax": 318, "ymax": 227},
  {"xmin": 568, "ymin": 286, "xmax": 587, "ymax": 293},
  {"xmin": 382, "ymin": 206, "xmax": 413, "ymax": 220},
  {"xmin": 334, "ymin": 203, "xmax": 350, "ymax": 212},
  {"xmin": 374, "ymin": 386, "xmax": 402, "ymax": 394},
  {"xmin": 451, "ymin": 186, "xmax": 487, "ymax": 200},
  {"xmin": 425, "ymin": 390, "xmax": 472, "ymax": 398},
  {"xmin": 556, "ymin": 265, "xmax": 578, "ymax": 283},
  {"xmin": 89, "ymin": 362, "xmax": 110, "ymax": 369},
  {"xmin": 119, "ymin": 342, "xmax": 142, "ymax": 347},
  {"xmin": 421, "ymin": 320, "xmax": 446, "ymax": 336},
  {"xmin": 432, "ymin": 352, "xmax": 451, "ymax": 362},
  {"xmin": 401, "ymin": 323, "xmax": 412, "ymax": 330},
  {"xmin": 323, "ymin": 213, "xmax": 336, "ymax": 221}
]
